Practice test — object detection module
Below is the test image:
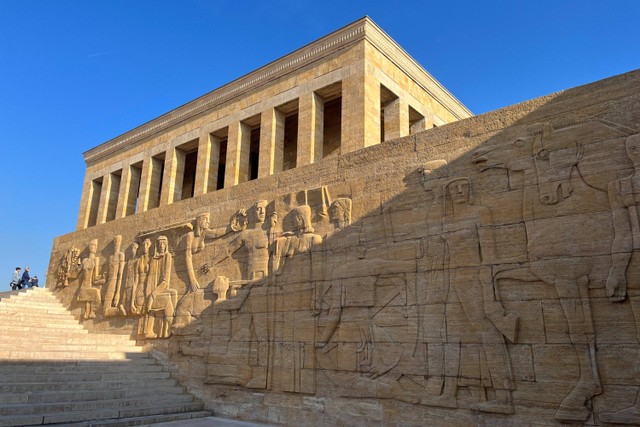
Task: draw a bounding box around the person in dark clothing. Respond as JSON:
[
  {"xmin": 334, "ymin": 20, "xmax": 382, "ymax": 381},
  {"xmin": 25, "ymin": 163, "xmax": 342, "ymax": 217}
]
[
  {"xmin": 21, "ymin": 267, "xmax": 31, "ymax": 288},
  {"xmin": 30, "ymin": 276, "xmax": 39, "ymax": 287}
]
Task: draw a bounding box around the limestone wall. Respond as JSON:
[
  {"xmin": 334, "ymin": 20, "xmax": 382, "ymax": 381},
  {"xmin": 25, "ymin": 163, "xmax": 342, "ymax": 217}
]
[{"xmin": 47, "ymin": 69, "xmax": 640, "ymax": 425}]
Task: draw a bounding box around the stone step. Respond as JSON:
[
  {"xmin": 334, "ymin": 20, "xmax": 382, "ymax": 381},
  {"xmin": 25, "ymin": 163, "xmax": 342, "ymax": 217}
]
[
  {"xmin": 0, "ymin": 401, "xmax": 205, "ymax": 426},
  {"xmin": 0, "ymin": 333, "xmax": 138, "ymax": 346},
  {"xmin": 0, "ymin": 360, "xmax": 160, "ymax": 374},
  {"xmin": 1, "ymin": 369, "xmax": 171, "ymax": 383},
  {"xmin": 0, "ymin": 350, "xmax": 148, "ymax": 360},
  {"xmin": 2, "ymin": 322, "xmax": 88, "ymax": 331},
  {"xmin": 21, "ymin": 411, "xmax": 214, "ymax": 427},
  {"xmin": 0, "ymin": 377, "xmax": 179, "ymax": 394},
  {"xmin": 0, "ymin": 393, "xmax": 197, "ymax": 416},
  {"xmin": 0, "ymin": 287, "xmax": 207, "ymax": 426},
  {"xmin": 0, "ymin": 382, "xmax": 186, "ymax": 404},
  {"xmin": 61, "ymin": 411, "xmax": 213, "ymax": 427},
  {"xmin": 0, "ymin": 305, "xmax": 75, "ymax": 314},
  {"xmin": 0, "ymin": 343, "xmax": 142, "ymax": 353},
  {"xmin": 0, "ymin": 309, "xmax": 80, "ymax": 318}
]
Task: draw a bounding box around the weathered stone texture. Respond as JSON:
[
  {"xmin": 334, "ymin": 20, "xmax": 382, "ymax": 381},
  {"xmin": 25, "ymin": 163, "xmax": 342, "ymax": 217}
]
[{"xmin": 46, "ymin": 17, "xmax": 640, "ymax": 427}]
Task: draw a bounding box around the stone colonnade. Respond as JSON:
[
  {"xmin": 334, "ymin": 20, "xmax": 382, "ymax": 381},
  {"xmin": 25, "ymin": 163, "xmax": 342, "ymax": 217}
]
[{"xmin": 77, "ymin": 74, "xmax": 435, "ymax": 230}]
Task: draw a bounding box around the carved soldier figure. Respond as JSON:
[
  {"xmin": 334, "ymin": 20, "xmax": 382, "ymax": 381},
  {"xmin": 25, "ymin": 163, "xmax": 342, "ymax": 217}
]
[
  {"xmin": 439, "ymin": 177, "xmax": 516, "ymax": 414},
  {"xmin": 315, "ymin": 197, "xmax": 353, "ymax": 348},
  {"xmin": 142, "ymin": 236, "xmax": 177, "ymax": 339},
  {"xmin": 77, "ymin": 239, "xmax": 105, "ymax": 319},
  {"xmin": 601, "ymin": 133, "xmax": 640, "ymax": 424}
]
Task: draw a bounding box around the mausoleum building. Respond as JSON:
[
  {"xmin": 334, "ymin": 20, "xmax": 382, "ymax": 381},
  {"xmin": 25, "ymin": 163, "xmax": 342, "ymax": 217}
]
[
  {"xmin": 77, "ymin": 17, "xmax": 470, "ymax": 230},
  {"xmin": 42, "ymin": 16, "xmax": 640, "ymax": 427}
]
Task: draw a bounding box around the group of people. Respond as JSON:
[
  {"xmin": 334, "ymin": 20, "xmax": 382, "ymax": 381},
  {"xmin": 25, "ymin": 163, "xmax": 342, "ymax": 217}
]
[{"xmin": 9, "ymin": 266, "xmax": 39, "ymax": 290}]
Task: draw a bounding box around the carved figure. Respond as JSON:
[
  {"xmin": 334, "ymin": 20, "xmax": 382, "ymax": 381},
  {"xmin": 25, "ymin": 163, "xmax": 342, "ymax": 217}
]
[
  {"xmin": 438, "ymin": 177, "xmax": 516, "ymax": 414},
  {"xmin": 473, "ymin": 122, "xmax": 613, "ymax": 421},
  {"xmin": 102, "ymin": 235, "xmax": 126, "ymax": 317},
  {"xmin": 173, "ymin": 212, "xmax": 222, "ymax": 332},
  {"xmin": 205, "ymin": 202, "xmax": 274, "ymax": 390},
  {"xmin": 270, "ymin": 205, "xmax": 323, "ymax": 393},
  {"xmin": 228, "ymin": 200, "xmax": 269, "ymax": 281},
  {"xmin": 142, "ymin": 236, "xmax": 177, "ymax": 339},
  {"xmin": 272, "ymin": 205, "xmax": 323, "ymax": 275},
  {"xmin": 118, "ymin": 242, "xmax": 139, "ymax": 316},
  {"xmin": 416, "ymin": 160, "xmax": 459, "ymax": 407},
  {"xmin": 185, "ymin": 213, "xmax": 222, "ymax": 290},
  {"xmin": 230, "ymin": 208, "xmax": 248, "ymax": 232},
  {"xmin": 77, "ymin": 239, "xmax": 105, "ymax": 319},
  {"xmin": 132, "ymin": 238, "xmax": 151, "ymax": 315},
  {"xmin": 56, "ymin": 247, "xmax": 81, "ymax": 287},
  {"xmin": 600, "ymin": 133, "xmax": 640, "ymax": 424},
  {"xmin": 315, "ymin": 197, "xmax": 353, "ymax": 347}
]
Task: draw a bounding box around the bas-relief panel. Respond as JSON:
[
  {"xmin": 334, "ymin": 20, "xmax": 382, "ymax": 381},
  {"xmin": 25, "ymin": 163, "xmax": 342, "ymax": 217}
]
[{"xmin": 54, "ymin": 118, "xmax": 640, "ymax": 424}]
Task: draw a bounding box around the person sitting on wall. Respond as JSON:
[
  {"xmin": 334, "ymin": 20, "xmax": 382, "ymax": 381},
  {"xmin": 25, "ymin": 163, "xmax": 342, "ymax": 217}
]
[{"xmin": 30, "ymin": 276, "xmax": 39, "ymax": 287}]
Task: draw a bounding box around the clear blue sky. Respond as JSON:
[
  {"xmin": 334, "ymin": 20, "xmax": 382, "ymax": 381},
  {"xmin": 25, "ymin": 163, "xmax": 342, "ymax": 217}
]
[{"xmin": 1, "ymin": 1, "xmax": 639, "ymax": 287}]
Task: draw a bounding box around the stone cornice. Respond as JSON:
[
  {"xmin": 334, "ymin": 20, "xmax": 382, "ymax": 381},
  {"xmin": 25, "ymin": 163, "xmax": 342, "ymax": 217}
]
[
  {"xmin": 84, "ymin": 17, "xmax": 471, "ymax": 166},
  {"xmin": 362, "ymin": 20, "xmax": 472, "ymax": 121}
]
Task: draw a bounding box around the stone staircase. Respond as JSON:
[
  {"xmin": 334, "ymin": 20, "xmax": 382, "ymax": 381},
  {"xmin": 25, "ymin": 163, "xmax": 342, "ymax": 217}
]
[{"xmin": 0, "ymin": 287, "xmax": 210, "ymax": 426}]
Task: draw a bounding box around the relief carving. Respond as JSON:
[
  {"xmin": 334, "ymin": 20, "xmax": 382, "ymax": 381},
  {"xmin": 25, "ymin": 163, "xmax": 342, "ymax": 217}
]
[
  {"xmin": 472, "ymin": 121, "xmax": 617, "ymax": 421},
  {"xmin": 56, "ymin": 247, "xmax": 81, "ymax": 288},
  {"xmin": 102, "ymin": 235, "xmax": 126, "ymax": 317},
  {"xmin": 600, "ymin": 133, "xmax": 640, "ymax": 424},
  {"xmin": 77, "ymin": 239, "xmax": 105, "ymax": 319},
  {"xmin": 141, "ymin": 236, "xmax": 177, "ymax": 339},
  {"xmin": 438, "ymin": 177, "xmax": 516, "ymax": 414}
]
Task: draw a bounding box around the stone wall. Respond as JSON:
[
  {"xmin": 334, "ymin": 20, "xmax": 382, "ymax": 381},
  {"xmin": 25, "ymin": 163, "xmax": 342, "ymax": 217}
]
[{"xmin": 47, "ymin": 69, "xmax": 640, "ymax": 425}]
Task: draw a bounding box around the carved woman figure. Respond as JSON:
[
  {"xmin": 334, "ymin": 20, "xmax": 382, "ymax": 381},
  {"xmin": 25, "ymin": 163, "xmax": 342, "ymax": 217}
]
[
  {"xmin": 118, "ymin": 241, "xmax": 139, "ymax": 316},
  {"xmin": 132, "ymin": 238, "xmax": 151, "ymax": 315},
  {"xmin": 103, "ymin": 235, "xmax": 125, "ymax": 317},
  {"xmin": 77, "ymin": 239, "xmax": 105, "ymax": 319}
]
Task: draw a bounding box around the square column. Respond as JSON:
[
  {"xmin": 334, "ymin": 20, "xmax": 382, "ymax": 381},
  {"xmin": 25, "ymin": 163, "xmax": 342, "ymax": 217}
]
[
  {"xmin": 160, "ymin": 147, "xmax": 185, "ymax": 206},
  {"xmin": 225, "ymin": 121, "xmax": 251, "ymax": 187},
  {"xmin": 115, "ymin": 163, "xmax": 142, "ymax": 218},
  {"xmin": 258, "ymin": 108, "xmax": 284, "ymax": 178},
  {"xmin": 76, "ymin": 175, "xmax": 93, "ymax": 230},
  {"xmin": 383, "ymin": 97, "xmax": 409, "ymax": 141},
  {"xmin": 297, "ymin": 92, "xmax": 324, "ymax": 166},
  {"xmin": 194, "ymin": 132, "xmax": 217, "ymax": 196},
  {"xmin": 95, "ymin": 173, "xmax": 114, "ymax": 225},
  {"xmin": 341, "ymin": 70, "xmax": 380, "ymax": 154},
  {"xmin": 137, "ymin": 159, "xmax": 152, "ymax": 213},
  {"xmin": 115, "ymin": 166, "xmax": 132, "ymax": 219}
]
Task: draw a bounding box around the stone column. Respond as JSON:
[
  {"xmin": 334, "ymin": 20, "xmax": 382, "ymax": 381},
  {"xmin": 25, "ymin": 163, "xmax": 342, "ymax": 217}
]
[
  {"xmin": 225, "ymin": 121, "xmax": 251, "ymax": 187},
  {"xmin": 258, "ymin": 108, "xmax": 284, "ymax": 178},
  {"xmin": 194, "ymin": 132, "xmax": 215, "ymax": 196},
  {"xmin": 341, "ymin": 69, "xmax": 380, "ymax": 154},
  {"xmin": 160, "ymin": 147, "xmax": 186, "ymax": 206},
  {"xmin": 76, "ymin": 175, "xmax": 93, "ymax": 230},
  {"xmin": 115, "ymin": 166, "xmax": 132, "ymax": 219},
  {"xmin": 383, "ymin": 97, "xmax": 409, "ymax": 141},
  {"xmin": 297, "ymin": 92, "xmax": 324, "ymax": 166},
  {"xmin": 137, "ymin": 159, "xmax": 152, "ymax": 213},
  {"xmin": 116, "ymin": 163, "xmax": 142, "ymax": 218},
  {"xmin": 95, "ymin": 173, "xmax": 114, "ymax": 225}
]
